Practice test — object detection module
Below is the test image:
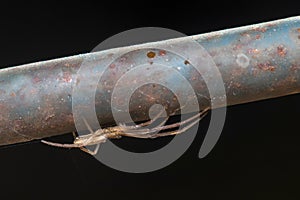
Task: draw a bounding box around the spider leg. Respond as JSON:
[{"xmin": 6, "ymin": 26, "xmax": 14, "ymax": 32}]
[
  {"xmin": 80, "ymin": 144, "xmax": 100, "ymax": 155},
  {"xmin": 41, "ymin": 121, "xmax": 104, "ymax": 153},
  {"xmin": 41, "ymin": 131, "xmax": 82, "ymax": 149},
  {"xmin": 118, "ymin": 108, "xmax": 166, "ymax": 130},
  {"xmin": 119, "ymin": 115, "xmax": 169, "ymax": 132},
  {"xmin": 149, "ymin": 114, "xmax": 203, "ymax": 138},
  {"xmin": 152, "ymin": 107, "xmax": 209, "ymax": 132},
  {"xmin": 41, "ymin": 140, "xmax": 82, "ymax": 148},
  {"xmin": 72, "ymin": 131, "xmax": 78, "ymax": 139},
  {"xmin": 81, "ymin": 118, "xmax": 107, "ymax": 146},
  {"xmin": 121, "ymin": 107, "xmax": 209, "ymax": 138},
  {"xmin": 121, "ymin": 108, "xmax": 209, "ymax": 138},
  {"xmin": 82, "ymin": 117, "xmax": 96, "ymax": 134},
  {"xmin": 72, "ymin": 131, "xmax": 96, "ymax": 154},
  {"xmin": 119, "ymin": 105, "xmax": 184, "ymax": 131}
]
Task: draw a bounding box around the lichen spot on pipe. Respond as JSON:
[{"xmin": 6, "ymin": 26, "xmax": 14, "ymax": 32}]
[{"xmin": 236, "ymin": 53, "xmax": 250, "ymax": 68}]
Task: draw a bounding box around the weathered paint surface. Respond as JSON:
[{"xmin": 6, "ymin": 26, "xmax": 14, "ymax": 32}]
[{"xmin": 0, "ymin": 16, "xmax": 300, "ymax": 145}]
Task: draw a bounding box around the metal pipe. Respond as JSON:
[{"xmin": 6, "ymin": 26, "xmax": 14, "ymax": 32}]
[{"xmin": 1, "ymin": 16, "xmax": 300, "ymax": 146}]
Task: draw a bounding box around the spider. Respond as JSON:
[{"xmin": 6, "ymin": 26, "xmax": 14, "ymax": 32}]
[{"xmin": 41, "ymin": 107, "xmax": 210, "ymax": 155}]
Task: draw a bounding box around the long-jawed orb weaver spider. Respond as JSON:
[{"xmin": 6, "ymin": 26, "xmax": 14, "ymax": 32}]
[{"xmin": 42, "ymin": 107, "xmax": 210, "ymax": 155}]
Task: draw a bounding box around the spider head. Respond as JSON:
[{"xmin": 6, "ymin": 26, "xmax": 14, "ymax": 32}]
[{"xmin": 73, "ymin": 137, "xmax": 84, "ymax": 145}]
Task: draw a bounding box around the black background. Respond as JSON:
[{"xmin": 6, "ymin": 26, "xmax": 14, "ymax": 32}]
[{"xmin": 0, "ymin": 1, "xmax": 299, "ymax": 199}]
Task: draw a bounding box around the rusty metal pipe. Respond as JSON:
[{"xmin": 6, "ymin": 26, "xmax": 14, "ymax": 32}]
[{"xmin": 1, "ymin": 16, "xmax": 300, "ymax": 146}]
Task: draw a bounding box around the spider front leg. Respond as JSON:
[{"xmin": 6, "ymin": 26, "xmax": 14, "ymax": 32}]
[
  {"xmin": 118, "ymin": 108, "xmax": 166, "ymax": 130},
  {"xmin": 41, "ymin": 131, "xmax": 83, "ymax": 149},
  {"xmin": 121, "ymin": 107, "xmax": 209, "ymax": 139},
  {"xmin": 79, "ymin": 143, "xmax": 100, "ymax": 155},
  {"xmin": 150, "ymin": 113, "xmax": 205, "ymax": 138},
  {"xmin": 71, "ymin": 131, "xmax": 100, "ymax": 155},
  {"xmin": 41, "ymin": 121, "xmax": 103, "ymax": 155},
  {"xmin": 118, "ymin": 105, "xmax": 185, "ymax": 131}
]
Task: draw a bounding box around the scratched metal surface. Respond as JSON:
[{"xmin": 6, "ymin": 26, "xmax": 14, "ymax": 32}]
[{"xmin": 0, "ymin": 17, "xmax": 300, "ymax": 145}]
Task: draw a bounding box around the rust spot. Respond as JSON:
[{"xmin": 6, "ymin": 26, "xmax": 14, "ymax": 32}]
[
  {"xmin": 277, "ymin": 45, "xmax": 287, "ymax": 57},
  {"xmin": 149, "ymin": 61, "xmax": 153, "ymax": 65},
  {"xmin": 206, "ymin": 32, "xmax": 222, "ymax": 41},
  {"xmin": 33, "ymin": 76, "xmax": 41, "ymax": 83},
  {"xmin": 267, "ymin": 23, "xmax": 276, "ymax": 27},
  {"xmin": 62, "ymin": 72, "xmax": 72, "ymax": 83},
  {"xmin": 290, "ymin": 64, "xmax": 300, "ymax": 71},
  {"xmin": 257, "ymin": 63, "xmax": 276, "ymax": 72},
  {"xmin": 240, "ymin": 32, "xmax": 250, "ymax": 37},
  {"xmin": 109, "ymin": 63, "xmax": 116, "ymax": 69},
  {"xmin": 184, "ymin": 60, "xmax": 190, "ymax": 65},
  {"xmin": 253, "ymin": 27, "xmax": 267, "ymax": 33},
  {"xmin": 147, "ymin": 51, "xmax": 156, "ymax": 58},
  {"xmin": 158, "ymin": 50, "xmax": 166, "ymax": 56},
  {"xmin": 297, "ymin": 28, "xmax": 300, "ymax": 33},
  {"xmin": 248, "ymin": 48, "xmax": 260, "ymax": 54},
  {"xmin": 298, "ymin": 35, "xmax": 300, "ymax": 40},
  {"xmin": 255, "ymin": 34, "xmax": 261, "ymax": 39},
  {"xmin": 10, "ymin": 92, "xmax": 16, "ymax": 97},
  {"xmin": 233, "ymin": 44, "xmax": 242, "ymax": 51}
]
